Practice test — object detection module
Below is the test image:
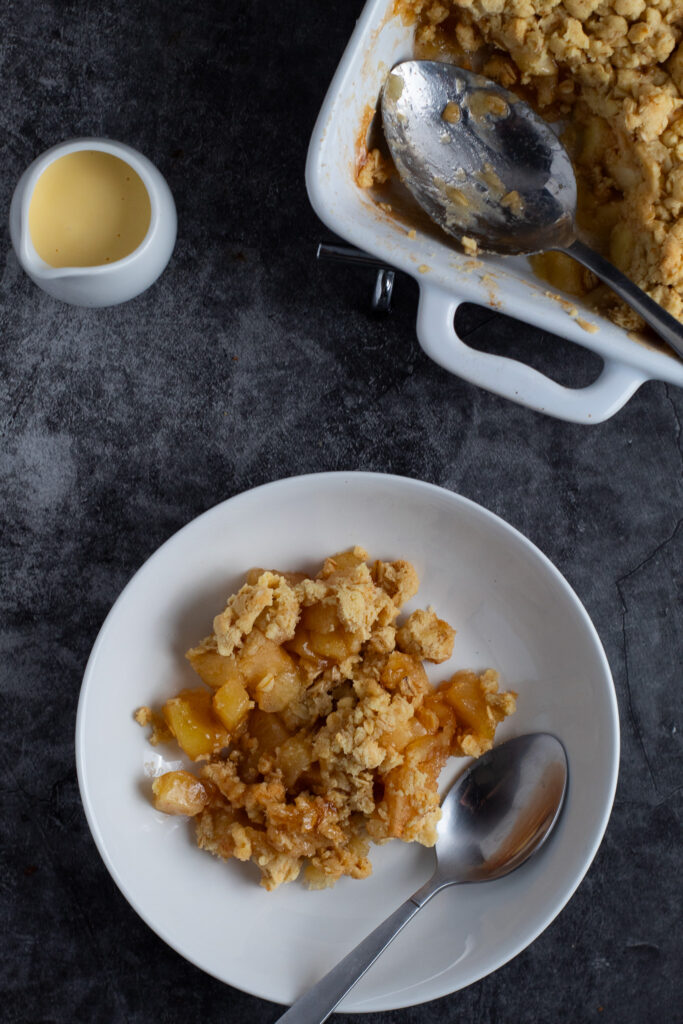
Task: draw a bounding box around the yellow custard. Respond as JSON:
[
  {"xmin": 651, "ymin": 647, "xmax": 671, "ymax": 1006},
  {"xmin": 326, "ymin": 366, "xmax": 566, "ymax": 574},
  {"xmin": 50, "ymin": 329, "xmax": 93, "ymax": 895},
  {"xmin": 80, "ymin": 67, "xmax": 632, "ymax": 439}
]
[{"xmin": 29, "ymin": 151, "xmax": 151, "ymax": 268}]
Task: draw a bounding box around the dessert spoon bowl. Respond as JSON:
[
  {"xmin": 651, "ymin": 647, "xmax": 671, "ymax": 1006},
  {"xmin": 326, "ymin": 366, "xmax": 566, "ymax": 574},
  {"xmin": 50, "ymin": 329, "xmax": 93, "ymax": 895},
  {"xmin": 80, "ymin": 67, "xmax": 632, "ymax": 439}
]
[{"xmin": 277, "ymin": 732, "xmax": 568, "ymax": 1023}]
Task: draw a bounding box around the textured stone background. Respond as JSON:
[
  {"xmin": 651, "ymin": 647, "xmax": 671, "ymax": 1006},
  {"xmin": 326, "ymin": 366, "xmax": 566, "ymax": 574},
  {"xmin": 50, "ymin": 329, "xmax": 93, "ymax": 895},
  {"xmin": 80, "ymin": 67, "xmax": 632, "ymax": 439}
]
[{"xmin": 1, "ymin": 1, "xmax": 681, "ymax": 1021}]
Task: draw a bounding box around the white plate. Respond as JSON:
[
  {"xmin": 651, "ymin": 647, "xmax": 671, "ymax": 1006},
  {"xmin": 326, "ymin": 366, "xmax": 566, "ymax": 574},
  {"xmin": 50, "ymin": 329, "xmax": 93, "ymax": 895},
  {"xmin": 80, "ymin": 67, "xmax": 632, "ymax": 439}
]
[{"xmin": 76, "ymin": 472, "xmax": 619, "ymax": 1012}]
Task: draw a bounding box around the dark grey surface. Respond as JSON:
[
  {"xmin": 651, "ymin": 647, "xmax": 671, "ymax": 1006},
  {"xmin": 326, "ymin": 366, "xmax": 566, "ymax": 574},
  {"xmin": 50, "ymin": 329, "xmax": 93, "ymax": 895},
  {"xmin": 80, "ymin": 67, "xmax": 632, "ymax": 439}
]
[{"xmin": 1, "ymin": 2, "xmax": 681, "ymax": 1022}]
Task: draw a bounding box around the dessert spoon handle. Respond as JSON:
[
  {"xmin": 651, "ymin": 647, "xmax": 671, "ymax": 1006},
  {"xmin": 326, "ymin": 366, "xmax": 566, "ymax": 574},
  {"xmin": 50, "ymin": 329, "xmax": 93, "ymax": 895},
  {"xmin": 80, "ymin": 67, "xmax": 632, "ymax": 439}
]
[
  {"xmin": 275, "ymin": 877, "xmax": 441, "ymax": 1024},
  {"xmin": 562, "ymin": 239, "xmax": 683, "ymax": 359}
]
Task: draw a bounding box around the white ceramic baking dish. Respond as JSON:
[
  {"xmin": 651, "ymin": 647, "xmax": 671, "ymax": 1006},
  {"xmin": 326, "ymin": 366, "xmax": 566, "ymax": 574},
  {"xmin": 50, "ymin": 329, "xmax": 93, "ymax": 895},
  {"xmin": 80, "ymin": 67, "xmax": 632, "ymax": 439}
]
[{"xmin": 306, "ymin": 0, "xmax": 683, "ymax": 423}]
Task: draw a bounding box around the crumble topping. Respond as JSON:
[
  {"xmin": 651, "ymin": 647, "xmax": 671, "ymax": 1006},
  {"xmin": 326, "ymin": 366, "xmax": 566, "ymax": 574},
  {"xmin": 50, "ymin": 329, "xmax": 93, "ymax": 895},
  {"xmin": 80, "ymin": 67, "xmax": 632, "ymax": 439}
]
[{"xmin": 138, "ymin": 548, "xmax": 516, "ymax": 890}]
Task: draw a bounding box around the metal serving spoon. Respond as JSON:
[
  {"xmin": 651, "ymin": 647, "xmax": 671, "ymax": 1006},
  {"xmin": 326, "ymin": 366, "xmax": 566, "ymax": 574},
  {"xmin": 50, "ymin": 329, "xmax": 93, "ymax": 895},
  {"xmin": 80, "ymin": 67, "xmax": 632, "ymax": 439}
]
[
  {"xmin": 276, "ymin": 732, "xmax": 568, "ymax": 1023},
  {"xmin": 381, "ymin": 60, "xmax": 683, "ymax": 359}
]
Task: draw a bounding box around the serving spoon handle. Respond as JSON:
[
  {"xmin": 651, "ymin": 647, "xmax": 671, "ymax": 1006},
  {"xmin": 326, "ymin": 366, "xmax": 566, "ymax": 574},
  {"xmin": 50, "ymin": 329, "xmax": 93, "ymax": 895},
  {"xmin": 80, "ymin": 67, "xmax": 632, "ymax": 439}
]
[
  {"xmin": 562, "ymin": 240, "xmax": 683, "ymax": 358},
  {"xmin": 275, "ymin": 876, "xmax": 444, "ymax": 1024}
]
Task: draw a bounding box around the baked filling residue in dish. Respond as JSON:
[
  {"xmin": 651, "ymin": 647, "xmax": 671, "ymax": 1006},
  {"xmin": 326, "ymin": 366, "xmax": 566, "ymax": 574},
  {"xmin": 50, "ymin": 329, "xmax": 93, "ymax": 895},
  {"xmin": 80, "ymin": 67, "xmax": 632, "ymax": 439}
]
[
  {"xmin": 360, "ymin": 0, "xmax": 683, "ymax": 332},
  {"xmin": 136, "ymin": 547, "xmax": 516, "ymax": 890}
]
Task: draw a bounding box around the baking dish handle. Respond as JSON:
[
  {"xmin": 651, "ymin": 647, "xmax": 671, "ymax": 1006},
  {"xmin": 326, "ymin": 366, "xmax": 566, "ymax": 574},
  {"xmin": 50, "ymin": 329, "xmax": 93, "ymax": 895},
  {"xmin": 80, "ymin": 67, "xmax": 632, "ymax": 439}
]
[{"xmin": 416, "ymin": 286, "xmax": 647, "ymax": 424}]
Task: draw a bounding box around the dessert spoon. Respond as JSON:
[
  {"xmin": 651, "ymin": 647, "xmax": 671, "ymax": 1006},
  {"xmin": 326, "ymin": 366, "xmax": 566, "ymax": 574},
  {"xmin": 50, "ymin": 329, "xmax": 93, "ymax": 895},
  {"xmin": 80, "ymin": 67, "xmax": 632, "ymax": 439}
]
[
  {"xmin": 381, "ymin": 60, "xmax": 683, "ymax": 359},
  {"xmin": 276, "ymin": 731, "xmax": 568, "ymax": 1023}
]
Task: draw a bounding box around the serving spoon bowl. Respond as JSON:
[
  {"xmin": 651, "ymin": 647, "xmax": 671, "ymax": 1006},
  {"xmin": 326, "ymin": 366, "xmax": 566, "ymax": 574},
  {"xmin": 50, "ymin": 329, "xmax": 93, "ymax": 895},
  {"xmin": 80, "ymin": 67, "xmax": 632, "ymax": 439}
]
[
  {"xmin": 277, "ymin": 732, "xmax": 568, "ymax": 1023},
  {"xmin": 381, "ymin": 60, "xmax": 683, "ymax": 359}
]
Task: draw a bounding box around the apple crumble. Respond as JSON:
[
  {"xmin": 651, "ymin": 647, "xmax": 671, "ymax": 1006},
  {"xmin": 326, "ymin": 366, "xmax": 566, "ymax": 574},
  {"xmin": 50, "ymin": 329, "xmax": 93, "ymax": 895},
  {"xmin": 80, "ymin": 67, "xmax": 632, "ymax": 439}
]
[
  {"xmin": 137, "ymin": 547, "xmax": 516, "ymax": 890},
  {"xmin": 360, "ymin": 0, "xmax": 683, "ymax": 332}
]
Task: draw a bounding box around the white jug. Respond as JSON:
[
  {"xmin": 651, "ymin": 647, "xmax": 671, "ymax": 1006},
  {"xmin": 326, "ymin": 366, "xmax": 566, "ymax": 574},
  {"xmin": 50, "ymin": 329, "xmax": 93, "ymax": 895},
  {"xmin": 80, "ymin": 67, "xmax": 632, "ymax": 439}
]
[{"xmin": 10, "ymin": 137, "xmax": 177, "ymax": 307}]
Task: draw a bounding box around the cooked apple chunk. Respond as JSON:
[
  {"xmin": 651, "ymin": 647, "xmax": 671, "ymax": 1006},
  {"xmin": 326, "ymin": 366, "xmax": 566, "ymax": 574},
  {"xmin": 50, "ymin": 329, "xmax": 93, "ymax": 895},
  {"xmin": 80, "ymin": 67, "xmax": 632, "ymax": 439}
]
[
  {"xmin": 186, "ymin": 638, "xmax": 242, "ymax": 690},
  {"xmin": 152, "ymin": 770, "xmax": 208, "ymax": 816},
  {"xmin": 162, "ymin": 688, "xmax": 229, "ymax": 760},
  {"xmin": 213, "ymin": 677, "xmax": 252, "ymax": 732}
]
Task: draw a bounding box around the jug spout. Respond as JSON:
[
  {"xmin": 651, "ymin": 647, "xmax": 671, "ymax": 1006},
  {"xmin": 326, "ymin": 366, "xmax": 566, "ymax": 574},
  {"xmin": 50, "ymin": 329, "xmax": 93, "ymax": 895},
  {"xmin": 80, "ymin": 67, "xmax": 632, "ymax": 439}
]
[
  {"xmin": 17, "ymin": 237, "xmax": 69, "ymax": 283},
  {"xmin": 10, "ymin": 174, "xmax": 82, "ymax": 278},
  {"xmin": 15, "ymin": 255, "xmax": 125, "ymax": 307},
  {"xmin": 9, "ymin": 196, "xmax": 84, "ymax": 299}
]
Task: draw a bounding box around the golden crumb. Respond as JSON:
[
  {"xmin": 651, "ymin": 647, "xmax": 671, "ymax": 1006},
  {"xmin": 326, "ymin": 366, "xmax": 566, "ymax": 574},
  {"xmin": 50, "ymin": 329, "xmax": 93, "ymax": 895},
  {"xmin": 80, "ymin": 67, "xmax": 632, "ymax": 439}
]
[
  {"xmin": 134, "ymin": 706, "xmax": 152, "ymax": 726},
  {"xmin": 442, "ymin": 100, "xmax": 461, "ymax": 124},
  {"xmin": 371, "ymin": 558, "xmax": 420, "ymax": 606},
  {"xmin": 396, "ymin": 607, "xmax": 455, "ymax": 663},
  {"xmin": 357, "ymin": 147, "xmax": 391, "ymax": 189},
  {"xmin": 135, "ymin": 705, "xmax": 172, "ymax": 745},
  {"xmin": 500, "ymin": 190, "xmax": 524, "ymax": 218}
]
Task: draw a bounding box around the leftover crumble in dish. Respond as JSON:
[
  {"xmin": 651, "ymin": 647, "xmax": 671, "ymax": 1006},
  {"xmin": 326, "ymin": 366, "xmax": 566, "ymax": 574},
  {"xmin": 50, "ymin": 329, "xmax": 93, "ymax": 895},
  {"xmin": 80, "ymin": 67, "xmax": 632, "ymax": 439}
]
[
  {"xmin": 137, "ymin": 547, "xmax": 516, "ymax": 890},
  {"xmin": 359, "ymin": 0, "xmax": 683, "ymax": 333}
]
